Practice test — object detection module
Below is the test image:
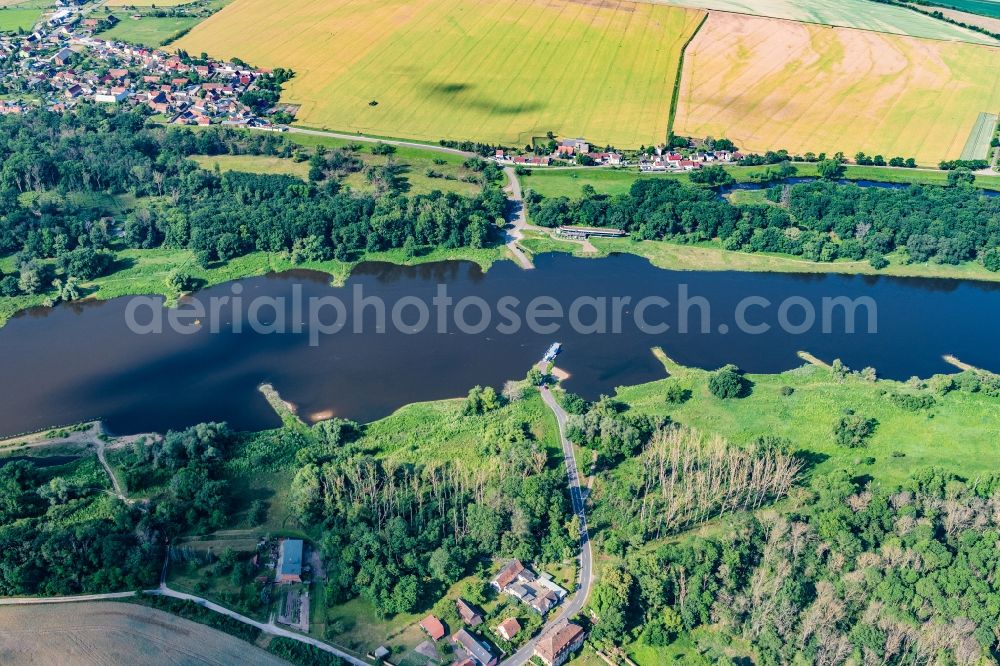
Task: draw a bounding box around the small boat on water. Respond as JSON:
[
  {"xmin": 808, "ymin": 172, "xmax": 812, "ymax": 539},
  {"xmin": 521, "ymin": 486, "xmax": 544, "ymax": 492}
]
[{"xmin": 543, "ymin": 342, "xmax": 562, "ymax": 362}]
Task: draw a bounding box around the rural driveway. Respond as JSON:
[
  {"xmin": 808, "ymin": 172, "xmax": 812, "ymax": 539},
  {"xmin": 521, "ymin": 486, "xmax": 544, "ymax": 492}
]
[
  {"xmin": 503, "ymin": 166, "xmax": 535, "ymax": 269},
  {"xmin": 501, "ymin": 379, "xmax": 594, "ymax": 666},
  {"xmin": 0, "ymin": 592, "xmax": 138, "ymax": 605},
  {"xmin": 148, "ymin": 585, "xmax": 371, "ymax": 666}
]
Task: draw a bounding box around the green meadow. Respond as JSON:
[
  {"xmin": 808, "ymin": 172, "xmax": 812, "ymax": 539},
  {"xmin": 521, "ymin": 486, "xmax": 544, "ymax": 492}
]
[{"xmin": 611, "ymin": 350, "xmax": 1000, "ymax": 487}]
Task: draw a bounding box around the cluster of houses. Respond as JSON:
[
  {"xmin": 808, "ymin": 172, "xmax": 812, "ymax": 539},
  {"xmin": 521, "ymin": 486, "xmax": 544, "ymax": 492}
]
[
  {"xmin": 495, "ymin": 138, "xmax": 624, "ymax": 168},
  {"xmin": 489, "ymin": 559, "xmax": 568, "ymax": 615},
  {"xmin": 493, "ymin": 136, "xmax": 743, "ymax": 173},
  {"xmin": 0, "ymin": 6, "xmax": 277, "ymax": 127},
  {"xmin": 419, "ymin": 611, "xmax": 500, "ymax": 666},
  {"xmin": 638, "ymin": 146, "xmax": 743, "ymax": 172},
  {"xmin": 410, "ymin": 560, "xmax": 583, "ymax": 666}
]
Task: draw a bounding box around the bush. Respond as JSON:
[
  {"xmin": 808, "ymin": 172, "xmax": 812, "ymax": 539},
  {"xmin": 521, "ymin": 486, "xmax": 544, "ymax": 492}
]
[
  {"xmin": 833, "ymin": 410, "xmax": 876, "ymax": 448},
  {"xmin": 165, "ymin": 269, "xmax": 197, "ymax": 293},
  {"xmin": 0, "ymin": 274, "xmax": 19, "ymax": 296},
  {"xmin": 886, "ymin": 391, "xmax": 935, "ymax": 412},
  {"xmin": 663, "ymin": 378, "xmax": 690, "ymax": 404},
  {"xmin": 982, "ymin": 248, "xmax": 1000, "ymax": 272},
  {"xmin": 868, "ymin": 253, "xmax": 889, "ymax": 270},
  {"xmin": 562, "ymin": 392, "xmax": 589, "ymax": 415},
  {"xmin": 708, "ymin": 365, "xmax": 748, "ymax": 399},
  {"xmin": 57, "ymin": 247, "xmax": 114, "ymax": 280},
  {"xmin": 267, "ymin": 637, "xmax": 344, "ymax": 666},
  {"xmin": 780, "ymin": 386, "xmax": 794, "ymax": 396}
]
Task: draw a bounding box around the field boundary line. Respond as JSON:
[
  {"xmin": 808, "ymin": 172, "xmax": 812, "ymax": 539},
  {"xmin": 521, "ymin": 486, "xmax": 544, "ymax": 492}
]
[
  {"xmin": 667, "ymin": 10, "xmax": 708, "ymax": 139},
  {"xmin": 690, "ymin": 6, "xmax": 998, "ymax": 47}
]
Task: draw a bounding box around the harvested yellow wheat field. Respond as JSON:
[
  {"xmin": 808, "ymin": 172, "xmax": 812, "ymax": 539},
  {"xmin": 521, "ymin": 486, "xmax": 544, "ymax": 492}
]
[
  {"xmin": 0, "ymin": 602, "xmax": 284, "ymax": 665},
  {"xmin": 176, "ymin": 0, "xmax": 705, "ymax": 147},
  {"xmin": 673, "ymin": 12, "xmax": 1000, "ymax": 164}
]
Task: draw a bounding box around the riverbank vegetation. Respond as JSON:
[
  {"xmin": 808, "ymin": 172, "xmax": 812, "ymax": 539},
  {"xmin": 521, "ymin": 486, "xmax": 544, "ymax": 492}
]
[
  {"xmin": 107, "ymin": 384, "xmax": 572, "ymax": 654},
  {"xmin": 0, "ymin": 108, "xmax": 506, "ymax": 327},
  {"xmin": 0, "ymin": 455, "xmax": 160, "ymax": 595},
  {"xmin": 526, "ymin": 176, "xmax": 1000, "ymax": 276},
  {"xmin": 559, "ymin": 352, "xmax": 1000, "ymax": 664}
]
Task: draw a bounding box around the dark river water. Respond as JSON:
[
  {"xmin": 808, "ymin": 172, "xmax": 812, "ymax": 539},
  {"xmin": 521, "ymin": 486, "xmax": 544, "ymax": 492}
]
[{"xmin": 1, "ymin": 252, "xmax": 999, "ymax": 436}]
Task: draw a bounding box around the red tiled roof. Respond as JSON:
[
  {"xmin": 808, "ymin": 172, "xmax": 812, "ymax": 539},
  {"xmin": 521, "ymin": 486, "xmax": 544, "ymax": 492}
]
[
  {"xmin": 534, "ymin": 621, "xmax": 584, "ymax": 665},
  {"xmin": 497, "ymin": 618, "xmax": 521, "ymax": 639},
  {"xmin": 492, "ymin": 560, "xmax": 525, "ymax": 590},
  {"xmin": 419, "ymin": 615, "xmax": 445, "ymax": 641}
]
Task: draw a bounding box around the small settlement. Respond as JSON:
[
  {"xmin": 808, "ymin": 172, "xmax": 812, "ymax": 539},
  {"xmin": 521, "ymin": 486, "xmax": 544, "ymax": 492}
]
[
  {"xmin": 418, "ymin": 609, "xmax": 499, "ymax": 666},
  {"xmin": 495, "ymin": 138, "xmax": 622, "ymax": 168},
  {"xmin": 0, "ymin": 5, "xmax": 280, "ymax": 127},
  {"xmin": 493, "ymin": 137, "xmax": 743, "ymax": 173},
  {"xmin": 490, "ymin": 559, "xmax": 568, "ymax": 614},
  {"xmin": 405, "ymin": 560, "xmax": 584, "ymax": 666}
]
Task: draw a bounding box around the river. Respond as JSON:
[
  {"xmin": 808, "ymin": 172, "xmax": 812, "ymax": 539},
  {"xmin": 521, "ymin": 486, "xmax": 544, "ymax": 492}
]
[{"xmin": 1, "ymin": 253, "xmax": 998, "ymax": 436}]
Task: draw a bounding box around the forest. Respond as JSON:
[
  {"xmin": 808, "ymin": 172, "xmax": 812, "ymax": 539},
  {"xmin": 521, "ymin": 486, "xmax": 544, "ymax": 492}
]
[
  {"xmin": 288, "ymin": 403, "xmax": 577, "ymax": 617},
  {"xmin": 0, "ymin": 455, "xmax": 160, "ymax": 595},
  {"xmin": 0, "ymin": 107, "xmax": 505, "ymax": 300},
  {"xmin": 527, "ymin": 177, "xmax": 1000, "ymax": 269},
  {"xmin": 588, "ymin": 469, "xmax": 1000, "ymax": 665}
]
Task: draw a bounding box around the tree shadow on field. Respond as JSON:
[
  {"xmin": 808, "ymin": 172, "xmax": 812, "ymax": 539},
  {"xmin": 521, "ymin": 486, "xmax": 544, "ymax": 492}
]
[{"xmin": 420, "ymin": 81, "xmax": 544, "ymax": 115}]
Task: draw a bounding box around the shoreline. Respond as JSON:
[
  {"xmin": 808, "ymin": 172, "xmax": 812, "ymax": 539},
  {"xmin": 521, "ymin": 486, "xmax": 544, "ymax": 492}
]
[
  {"xmin": 7, "ymin": 344, "xmax": 996, "ymax": 442},
  {"xmin": 3, "ymin": 234, "xmax": 1000, "ymax": 332}
]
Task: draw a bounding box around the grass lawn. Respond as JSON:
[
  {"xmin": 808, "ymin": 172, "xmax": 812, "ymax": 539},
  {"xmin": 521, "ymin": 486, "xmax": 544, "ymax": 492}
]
[
  {"xmin": 357, "ymin": 388, "xmax": 561, "ymax": 470},
  {"xmin": 612, "ymin": 350, "xmax": 1000, "ymax": 487},
  {"xmin": 176, "ymin": 0, "xmax": 704, "ymax": 147},
  {"xmin": 192, "ymin": 141, "xmax": 483, "ymax": 196},
  {"xmin": 191, "ymin": 155, "xmax": 311, "ymax": 179}
]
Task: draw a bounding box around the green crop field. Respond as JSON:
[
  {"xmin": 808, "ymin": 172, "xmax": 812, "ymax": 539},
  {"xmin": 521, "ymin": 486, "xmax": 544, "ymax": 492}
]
[
  {"xmin": 0, "ymin": 6, "xmax": 41, "ymax": 32},
  {"xmin": 960, "ymin": 111, "xmax": 998, "ymax": 159},
  {"xmin": 519, "ymin": 163, "xmax": 1000, "ymax": 199},
  {"xmin": 928, "ymin": 0, "xmax": 1000, "ymax": 18},
  {"xmin": 652, "ymin": 0, "xmax": 996, "ymax": 43},
  {"xmin": 99, "ymin": 15, "xmax": 201, "ymax": 47},
  {"xmin": 176, "ymin": 0, "xmax": 705, "ymax": 148}
]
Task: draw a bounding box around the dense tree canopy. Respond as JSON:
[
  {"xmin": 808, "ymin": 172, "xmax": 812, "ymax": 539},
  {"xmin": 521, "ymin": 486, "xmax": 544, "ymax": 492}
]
[
  {"xmin": 527, "ymin": 178, "xmax": 1000, "ymax": 268},
  {"xmin": 604, "ymin": 470, "xmax": 1000, "ymax": 665},
  {"xmin": 0, "ymin": 108, "xmax": 505, "ymax": 297}
]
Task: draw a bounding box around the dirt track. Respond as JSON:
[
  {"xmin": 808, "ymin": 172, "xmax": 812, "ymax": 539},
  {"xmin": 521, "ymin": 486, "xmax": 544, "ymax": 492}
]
[{"xmin": 0, "ymin": 602, "xmax": 287, "ymax": 665}]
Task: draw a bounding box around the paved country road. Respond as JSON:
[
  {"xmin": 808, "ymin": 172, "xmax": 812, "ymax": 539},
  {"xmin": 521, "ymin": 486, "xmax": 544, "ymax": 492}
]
[{"xmin": 501, "ymin": 382, "xmax": 595, "ymax": 666}]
